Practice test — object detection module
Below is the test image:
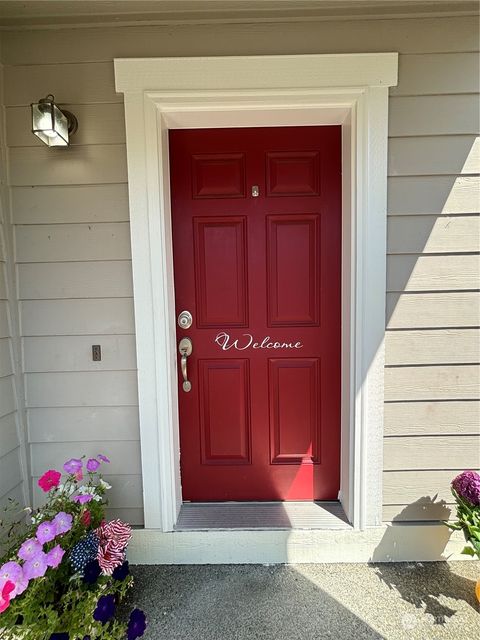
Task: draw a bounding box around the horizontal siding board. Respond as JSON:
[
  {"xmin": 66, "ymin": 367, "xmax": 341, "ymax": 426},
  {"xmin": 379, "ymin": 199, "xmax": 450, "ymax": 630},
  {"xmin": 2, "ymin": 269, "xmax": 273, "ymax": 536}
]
[
  {"xmin": 391, "ymin": 53, "xmax": 480, "ymax": 96},
  {"xmin": 385, "ymin": 329, "xmax": 480, "ymax": 365},
  {"xmin": 25, "ymin": 371, "xmax": 139, "ymax": 407},
  {"xmin": 384, "ymin": 401, "xmax": 480, "ymax": 436},
  {"xmin": 9, "ymin": 145, "xmax": 127, "ymax": 186},
  {"xmin": 105, "ymin": 507, "xmax": 144, "ymax": 526},
  {"xmin": 385, "ymin": 365, "xmax": 480, "ymax": 401},
  {"xmin": 0, "ymin": 376, "xmax": 17, "ymax": 418},
  {"xmin": 20, "ymin": 299, "xmax": 135, "ymax": 336},
  {"xmin": 18, "ymin": 261, "xmax": 133, "ymax": 299},
  {"xmin": 387, "ymin": 176, "xmax": 480, "ymax": 215},
  {"xmin": 0, "ymin": 448, "xmax": 22, "ymax": 497},
  {"xmin": 389, "ymin": 95, "xmax": 480, "ymax": 137},
  {"xmin": 384, "ymin": 470, "xmax": 464, "ymax": 505},
  {"xmin": 16, "ymin": 223, "xmax": 131, "ymax": 263},
  {"xmin": 6, "ymin": 103, "xmax": 126, "ymax": 147},
  {"xmin": 0, "ymin": 483, "xmax": 25, "ymax": 519},
  {"xmin": 0, "ymin": 338, "xmax": 13, "ymax": 377},
  {"xmin": 386, "ymin": 254, "xmax": 480, "ymax": 292},
  {"xmin": 0, "ymin": 301, "xmax": 10, "ymax": 338},
  {"xmin": 3, "ymin": 17, "xmax": 479, "ymax": 65},
  {"xmin": 0, "ymin": 263, "xmax": 7, "ymax": 300},
  {"xmin": 383, "ymin": 502, "xmax": 453, "ymax": 522},
  {"xmin": 27, "ymin": 406, "xmax": 140, "ymax": 443},
  {"xmin": 387, "ymin": 215, "xmax": 480, "ymax": 254},
  {"xmin": 384, "ymin": 435, "xmax": 480, "ymax": 471},
  {"xmin": 386, "ymin": 292, "xmax": 480, "ymax": 328},
  {"xmin": 30, "ymin": 441, "xmax": 141, "ymax": 475},
  {"xmin": 388, "ymin": 135, "xmax": 480, "ymax": 177},
  {"xmin": 4, "ymin": 62, "xmax": 120, "ymax": 106},
  {"xmin": 32, "ymin": 474, "xmax": 143, "ymax": 509},
  {"xmin": 12, "ymin": 184, "xmax": 130, "ymax": 224},
  {"xmin": 0, "ymin": 413, "xmax": 20, "ymax": 459},
  {"xmin": 23, "ymin": 335, "xmax": 137, "ymax": 372}
]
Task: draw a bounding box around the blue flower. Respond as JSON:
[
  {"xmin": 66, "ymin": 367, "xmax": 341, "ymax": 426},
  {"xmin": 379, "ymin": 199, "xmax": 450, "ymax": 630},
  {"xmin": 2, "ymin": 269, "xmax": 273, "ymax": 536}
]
[
  {"xmin": 50, "ymin": 634, "xmax": 69, "ymax": 640},
  {"xmin": 112, "ymin": 560, "xmax": 130, "ymax": 581},
  {"xmin": 83, "ymin": 559, "xmax": 101, "ymax": 584},
  {"xmin": 69, "ymin": 531, "xmax": 99, "ymax": 573},
  {"xmin": 127, "ymin": 609, "xmax": 147, "ymax": 639},
  {"xmin": 93, "ymin": 594, "xmax": 116, "ymax": 625}
]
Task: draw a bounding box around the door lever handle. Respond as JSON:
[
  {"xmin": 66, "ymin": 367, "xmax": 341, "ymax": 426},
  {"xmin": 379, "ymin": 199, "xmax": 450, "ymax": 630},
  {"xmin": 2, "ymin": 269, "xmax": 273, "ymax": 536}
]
[{"xmin": 178, "ymin": 337, "xmax": 193, "ymax": 392}]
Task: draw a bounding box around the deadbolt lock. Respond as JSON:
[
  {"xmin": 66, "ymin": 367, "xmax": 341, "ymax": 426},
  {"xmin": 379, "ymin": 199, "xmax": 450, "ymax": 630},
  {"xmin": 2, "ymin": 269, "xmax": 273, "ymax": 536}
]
[{"xmin": 178, "ymin": 310, "xmax": 193, "ymax": 329}]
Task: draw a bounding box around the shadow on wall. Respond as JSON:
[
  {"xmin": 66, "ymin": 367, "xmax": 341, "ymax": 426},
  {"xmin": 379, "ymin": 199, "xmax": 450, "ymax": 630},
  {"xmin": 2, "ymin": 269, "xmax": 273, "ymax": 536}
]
[{"xmin": 371, "ymin": 497, "xmax": 452, "ymax": 563}]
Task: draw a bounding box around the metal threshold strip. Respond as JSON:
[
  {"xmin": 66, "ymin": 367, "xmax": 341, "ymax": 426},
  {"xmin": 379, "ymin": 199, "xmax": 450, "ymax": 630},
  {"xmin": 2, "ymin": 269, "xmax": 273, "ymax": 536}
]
[{"xmin": 175, "ymin": 501, "xmax": 350, "ymax": 531}]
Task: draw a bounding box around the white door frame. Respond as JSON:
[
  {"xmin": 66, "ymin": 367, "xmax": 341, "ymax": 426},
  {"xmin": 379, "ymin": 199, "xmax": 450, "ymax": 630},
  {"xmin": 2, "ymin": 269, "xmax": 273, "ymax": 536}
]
[{"xmin": 114, "ymin": 53, "xmax": 398, "ymax": 532}]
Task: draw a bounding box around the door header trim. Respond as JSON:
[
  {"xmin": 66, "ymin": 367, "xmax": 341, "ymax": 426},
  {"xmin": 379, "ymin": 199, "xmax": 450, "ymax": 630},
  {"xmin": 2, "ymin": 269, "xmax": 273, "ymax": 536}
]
[{"xmin": 114, "ymin": 53, "xmax": 398, "ymax": 532}]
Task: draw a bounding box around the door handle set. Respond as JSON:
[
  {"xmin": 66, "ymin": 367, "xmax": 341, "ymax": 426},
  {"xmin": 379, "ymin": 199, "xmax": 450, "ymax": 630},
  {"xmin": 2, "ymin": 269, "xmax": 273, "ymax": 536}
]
[{"xmin": 178, "ymin": 337, "xmax": 193, "ymax": 392}]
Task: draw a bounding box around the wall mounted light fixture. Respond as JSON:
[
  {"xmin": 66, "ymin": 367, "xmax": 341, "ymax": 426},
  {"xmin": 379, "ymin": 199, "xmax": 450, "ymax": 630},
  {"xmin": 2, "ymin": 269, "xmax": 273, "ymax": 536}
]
[{"xmin": 31, "ymin": 94, "xmax": 78, "ymax": 147}]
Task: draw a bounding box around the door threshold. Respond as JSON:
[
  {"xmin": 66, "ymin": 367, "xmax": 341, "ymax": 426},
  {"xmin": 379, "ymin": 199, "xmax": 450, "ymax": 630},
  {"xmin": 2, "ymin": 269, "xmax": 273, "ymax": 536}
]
[{"xmin": 175, "ymin": 501, "xmax": 350, "ymax": 531}]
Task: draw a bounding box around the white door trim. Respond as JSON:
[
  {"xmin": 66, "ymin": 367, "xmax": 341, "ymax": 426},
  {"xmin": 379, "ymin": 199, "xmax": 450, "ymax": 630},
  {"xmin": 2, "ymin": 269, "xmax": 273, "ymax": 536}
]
[{"xmin": 114, "ymin": 53, "xmax": 398, "ymax": 533}]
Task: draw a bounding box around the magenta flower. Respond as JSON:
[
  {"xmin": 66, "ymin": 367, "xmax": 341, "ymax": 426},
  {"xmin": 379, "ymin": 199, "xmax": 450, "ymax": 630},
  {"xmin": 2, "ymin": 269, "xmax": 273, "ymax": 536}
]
[
  {"xmin": 18, "ymin": 538, "xmax": 42, "ymax": 561},
  {"xmin": 46, "ymin": 545, "xmax": 65, "ymax": 569},
  {"xmin": 23, "ymin": 552, "xmax": 48, "ymax": 580},
  {"xmin": 97, "ymin": 454, "xmax": 110, "ymax": 464},
  {"xmin": 72, "ymin": 494, "xmax": 93, "ymax": 504},
  {"xmin": 86, "ymin": 458, "xmax": 100, "ymax": 473},
  {"xmin": 0, "ymin": 581, "xmax": 15, "ymax": 614},
  {"xmin": 452, "ymin": 470, "xmax": 480, "ymax": 506},
  {"xmin": 63, "ymin": 458, "xmax": 83, "ymax": 474},
  {"xmin": 36, "ymin": 520, "xmax": 57, "ymax": 544},
  {"xmin": 38, "ymin": 469, "xmax": 62, "ymax": 492},
  {"xmin": 0, "ymin": 562, "xmax": 27, "ymax": 597},
  {"xmin": 53, "ymin": 511, "xmax": 73, "ymax": 536}
]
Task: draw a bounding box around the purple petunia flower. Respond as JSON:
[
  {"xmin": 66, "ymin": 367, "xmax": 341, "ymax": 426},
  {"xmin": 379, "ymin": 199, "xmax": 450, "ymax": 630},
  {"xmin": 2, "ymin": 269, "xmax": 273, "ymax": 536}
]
[
  {"xmin": 86, "ymin": 458, "xmax": 100, "ymax": 473},
  {"xmin": 49, "ymin": 634, "xmax": 69, "ymax": 640},
  {"xmin": 53, "ymin": 511, "xmax": 73, "ymax": 536},
  {"xmin": 46, "ymin": 545, "xmax": 65, "ymax": 569},
  {"xmin": 112, "ymin": 560, "xmax": 130, "ymax": 581},
  {"xmin": 97, "ymin": 454, "xmax": 110, "ymax": 464},
  {"xmin": 23, "ymin": 552, "xmax": 48, "ymax": 580},
  {"xmin": 72, "ymin": 494, "xmax": 93, "ymax": 504},
  {"xmin": 127, "ymin": 609, "xmax": 147, "ymax": 639},
  {"xmin": 36, "ymin": 520, "xmax": 57, "ymax": 545},
  {"xmin": 452, "ymin": 470, "xmax": 480, "ymax": 506},
  {"xmin": 18, "ymin": 538, "xmax": 43, "ymax": 561},
  {"xmin": 63, "ymin": 458, "xmax": 83, "ymax": 474},
  {"xmin": 93, "ymin": 594, "xmax": 116, "ymax": 625},
  {"xmin": 83, "ymin": 560, "xmax": 101, "ymax": 585}
]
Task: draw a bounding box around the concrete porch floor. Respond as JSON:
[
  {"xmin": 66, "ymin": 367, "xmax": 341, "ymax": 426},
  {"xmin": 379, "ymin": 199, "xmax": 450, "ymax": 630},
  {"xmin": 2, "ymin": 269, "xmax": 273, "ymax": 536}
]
[{"xmin": 127, "ymin": 562, "xmax": 479, "ymax": 639}]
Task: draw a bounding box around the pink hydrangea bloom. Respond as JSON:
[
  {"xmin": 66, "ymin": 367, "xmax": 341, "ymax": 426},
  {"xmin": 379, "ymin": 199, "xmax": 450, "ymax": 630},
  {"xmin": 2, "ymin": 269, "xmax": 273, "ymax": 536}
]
[
  {"xmin": 36, "ymin": 520, "xmax": 57, "ymax": 545},
  {"xmin": 63, "ymin": 458, "xmax": 83, "ymax": 474},
  {"xmin": 37, "ymin": 469, "xmax": 61, "ymax": 493},
  {"xmin": 452, "ymin": 470, "xmax": 480, "ymax": 506},
  {"xmin": 46, "ymin": 545, "xmax": 65, "ymax": 569},
  {"xmin": 0, "ymin": 581, "xmax": 15, "ymax": 613},
  {"xmin": 23, "ymin": 552, "xmax": 48, "ymax": 580},
  {"xmin": 97, "ymin": 454, "xmax": 110, "ymax": 464},
  {"xmin": 18, "ymin": 538, "xmax": 42, "ymax": 561},
  {"xmin": 72, "ymin": 494, "xmax": 93, "ymax": 504},
  {"xmin": 86, "ymin": 458, "xmax": 100, "ymax": 472},
  {"xmin": 53, "ymin": 511, "xmax": 73, "ymax": 536},
  {"xmin": 0, "ymin": 562, "xmax": 27, "ymax": 597}
]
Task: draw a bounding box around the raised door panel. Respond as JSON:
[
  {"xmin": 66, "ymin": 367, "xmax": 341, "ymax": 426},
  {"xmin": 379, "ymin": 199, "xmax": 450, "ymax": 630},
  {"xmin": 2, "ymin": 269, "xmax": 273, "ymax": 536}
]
[
  {"xmin": 192, "ymin": 153, "xmax": 246, "ymax": 199},
  {"xmin": 199, "ymin": 359, "xmax": 251, "ymax": 465},
  {"xmin": 266, "ymin": 151, "xmax": 320, "ymax": 196}
]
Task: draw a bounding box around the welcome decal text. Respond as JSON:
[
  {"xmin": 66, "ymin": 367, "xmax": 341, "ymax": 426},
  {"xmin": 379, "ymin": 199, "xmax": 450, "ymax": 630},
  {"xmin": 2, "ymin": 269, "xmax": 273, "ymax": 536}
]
[{"xmin": 215, "ymin": 332, "xmax": 303, "ymax": 351}]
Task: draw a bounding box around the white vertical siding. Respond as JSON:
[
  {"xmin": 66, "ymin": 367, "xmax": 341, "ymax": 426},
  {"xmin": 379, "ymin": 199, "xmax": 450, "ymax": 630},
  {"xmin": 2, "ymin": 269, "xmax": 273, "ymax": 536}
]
[{"xmin": 2, "ymin": 15, "xmax": 479, "ymax": 525}]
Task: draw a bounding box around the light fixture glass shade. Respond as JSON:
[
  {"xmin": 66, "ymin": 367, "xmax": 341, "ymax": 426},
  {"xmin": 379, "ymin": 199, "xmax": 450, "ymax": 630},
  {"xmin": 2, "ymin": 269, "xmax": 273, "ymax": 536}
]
[{"xmin": 31, "ymin": 95, "xmax": 70, "ymax": 147}]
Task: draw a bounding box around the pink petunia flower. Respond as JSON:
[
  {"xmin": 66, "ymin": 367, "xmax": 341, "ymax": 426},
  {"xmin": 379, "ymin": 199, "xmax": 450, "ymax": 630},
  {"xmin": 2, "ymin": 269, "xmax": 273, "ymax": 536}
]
[
  {"xmin": 18, "ymin": 538, "xmax": 42, "ymax": 561},
  {"xmin": 53, "ymin": 511, "xmax": 73, "ymax": 536},
  {"xmin": 46, "ymin": 545, "xmax": 65, "ymax": 569},
  {"xmin": 86, "ymin": 458, "xmax": 101, "ymax": 473},
  {"xmin": 0, "ymin": 562, "xmax": 27, "ymax": 598},
  {"xmin": 63, "ymin": 458, "xmax": 83, "ymax": 475},
  {"xmin": 72, "ymin": 494, "xmax": 93, "ymax": 504},
  {"xmin": 23, "ymin": 552, "xmax": 48, "ymax": 580},
  {"xmin": 37, "ymin": 469, "xmax": 61, "ymax": 493},
  {"xmin": 0, "ymin": 581, "xmax": 15, "ymax": 613},
  {"xmin": 74, "ymin": 470, "xmax": 83, "ymax": 482},
  {"xmin": 97, "ymin": 454, "xmax": 110, "ymax": 464},
  {"xmin": 36, "ymin": 520, "xmax": 57, "ymax": 545}
]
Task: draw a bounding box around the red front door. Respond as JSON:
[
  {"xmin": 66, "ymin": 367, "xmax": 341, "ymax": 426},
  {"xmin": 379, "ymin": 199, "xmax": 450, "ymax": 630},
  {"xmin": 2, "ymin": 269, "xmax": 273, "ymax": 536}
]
[{"xmin": 170, "ymin": 126, "xmax": 341, "ymax": 501}]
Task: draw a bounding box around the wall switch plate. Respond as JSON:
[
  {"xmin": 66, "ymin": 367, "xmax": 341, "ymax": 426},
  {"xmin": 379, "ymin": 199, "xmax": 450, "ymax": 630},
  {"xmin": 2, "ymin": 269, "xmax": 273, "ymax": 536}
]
[{"xmin": 92, "ymin": 345, "xmax": 102, "ymax": 361}]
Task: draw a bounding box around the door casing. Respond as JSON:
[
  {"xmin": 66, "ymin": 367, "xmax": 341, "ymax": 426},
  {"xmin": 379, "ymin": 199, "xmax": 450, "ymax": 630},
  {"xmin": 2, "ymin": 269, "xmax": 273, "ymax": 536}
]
[{"xmin": 114, "ymin": 53, "xmax": 399, "ymax": 532}]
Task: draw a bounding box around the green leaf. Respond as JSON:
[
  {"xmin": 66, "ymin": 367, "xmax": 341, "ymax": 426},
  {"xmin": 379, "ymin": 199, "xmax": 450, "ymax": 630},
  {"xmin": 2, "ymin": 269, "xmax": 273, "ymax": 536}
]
[{"xmin": 461, "ymin": 545, "xmax": 475, "ymax": 556}]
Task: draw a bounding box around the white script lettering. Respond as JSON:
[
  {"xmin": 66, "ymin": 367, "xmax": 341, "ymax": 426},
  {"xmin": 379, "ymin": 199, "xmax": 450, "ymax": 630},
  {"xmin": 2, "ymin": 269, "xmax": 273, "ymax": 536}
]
[{"xmin": 215, "ymin": 332, "xmax": 303, "ymax": 351}]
